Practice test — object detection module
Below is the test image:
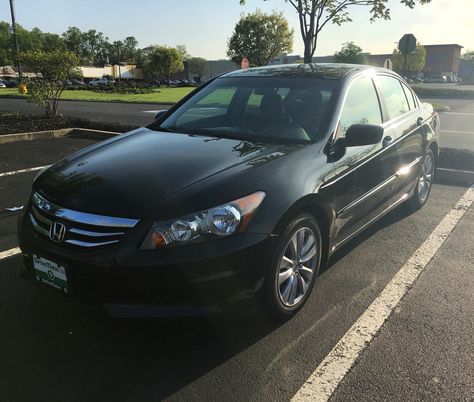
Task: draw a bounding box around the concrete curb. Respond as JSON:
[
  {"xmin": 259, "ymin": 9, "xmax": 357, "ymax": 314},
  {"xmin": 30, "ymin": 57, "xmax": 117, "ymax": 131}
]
[
  {"xmin": 436, "ymin": 168, "xmax": 474, "ymax": 186},
  {"xmin": 0, "ymin": 128, "xmax": 120, "ymax": 144}
]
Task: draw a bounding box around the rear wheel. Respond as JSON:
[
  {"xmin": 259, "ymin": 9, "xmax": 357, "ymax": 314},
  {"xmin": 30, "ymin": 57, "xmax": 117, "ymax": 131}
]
[
  {"xmin": 407, "ymin": 149, "xmax": 435, "ymax": 210},
  {"xmin": 262, "ymin": 214, "xmax": 322, "ymax": 322}
]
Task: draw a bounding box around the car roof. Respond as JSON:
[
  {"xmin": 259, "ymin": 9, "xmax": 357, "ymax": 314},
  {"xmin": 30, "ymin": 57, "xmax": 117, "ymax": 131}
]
[{"xmin": 220, "ymin": 63, "xmax": 394, "ymax": 80}]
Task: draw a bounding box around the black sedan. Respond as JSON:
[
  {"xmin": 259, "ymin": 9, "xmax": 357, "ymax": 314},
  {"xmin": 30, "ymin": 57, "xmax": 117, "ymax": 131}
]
[{"xmin": 17, "ymin": 64, "xmax": 440, "ymax": 320}]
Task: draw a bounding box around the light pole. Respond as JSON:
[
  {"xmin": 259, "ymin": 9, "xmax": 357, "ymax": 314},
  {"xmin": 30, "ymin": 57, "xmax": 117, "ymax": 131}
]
[{"xmin": 9, "ymin": 0, "xmax": 22, "ymax": 83}]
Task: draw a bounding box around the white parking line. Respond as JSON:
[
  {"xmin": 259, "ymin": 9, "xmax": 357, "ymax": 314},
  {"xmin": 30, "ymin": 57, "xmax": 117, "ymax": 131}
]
[
  {"xmin": 142, "ymin": 110, "xmax": 160, "ymax": 114},
  {"xmin": 0, "ymin": 247, "xmax": 21, "ymax": 261},
  {"xmin": 292, "ymin": 185, "xmax": 474, "ymax": 402},
  {"xmin": 440, "ymin": 130, "xmax": 474, "ymax": 135},
  {"xmin": 443, "ymin": 112, "xmax": 474, "ymax": 116},
  {"xmin": 0, "ymin": 165, "xmax": 49, "ymax": 178}
]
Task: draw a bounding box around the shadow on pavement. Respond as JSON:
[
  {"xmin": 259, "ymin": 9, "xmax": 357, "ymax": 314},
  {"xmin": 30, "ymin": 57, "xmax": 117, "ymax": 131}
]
[{"xmin": 0, "ymin": 254, "xmax": 279, "ymax": 402}]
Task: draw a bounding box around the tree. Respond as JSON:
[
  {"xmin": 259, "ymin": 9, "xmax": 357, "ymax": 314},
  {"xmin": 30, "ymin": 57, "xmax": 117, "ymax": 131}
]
[
  {"xmin": 176, "ymin": 45, "xmax": 190, "ymax": 61},
  {"xmin": 62, "ymin": 26, "xmax": 85, "ymax": 59},
  {"xmin": 391, "ymin": 42, "xmax": 426, "ymax": 75},
  {"xmin": 0, "ymin": 21, "xmax": 13, "ymax": 65},
  {"xmin": 227, "ymin": 10, "xmax": 293, "ymax": 67},
  {"xmin": 461, "ymin": 51, "xmax": 474, "ymax": 83},
  {"xmin": 21, "ymin": 50, "xmax": 79, "ymax": 117},
  {"xmin": 122, "ymin": 36, "xmax": 139, "ymax": 62},
  {"xmin": 334, "ymin": 41, "xmax": 364, "ymax": 64},
  {"xmin": 151, "ymin": 46, "xmax": 184, "ymax": 86},
  {"xmin": 188, "ymin": 57, "xmax": 208, "ymax": 82},
  {"xmin": 240, "ymin": 0, "xmax": 431, "ymax": 63}
]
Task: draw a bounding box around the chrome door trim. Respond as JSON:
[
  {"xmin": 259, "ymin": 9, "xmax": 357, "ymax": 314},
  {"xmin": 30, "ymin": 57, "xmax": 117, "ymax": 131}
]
[
  {"xmin": 332, "ymin": 191, "xmax": 411, "ymax": 252},
  {"xmin": 336, "ymin": 156, "xmax": 422, "ymax": 217}
]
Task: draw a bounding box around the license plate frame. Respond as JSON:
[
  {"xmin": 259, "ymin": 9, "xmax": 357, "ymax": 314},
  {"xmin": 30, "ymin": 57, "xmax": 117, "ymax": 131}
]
[{"xmin": 33, "ymin": 254, "xmax": 68, "ymax": 293}]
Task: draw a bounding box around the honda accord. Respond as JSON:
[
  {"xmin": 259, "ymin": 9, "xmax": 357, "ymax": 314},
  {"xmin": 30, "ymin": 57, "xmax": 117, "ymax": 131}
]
[{"xmin": 17, "ymin": 64, "xmax": 440, "ymax": 320}]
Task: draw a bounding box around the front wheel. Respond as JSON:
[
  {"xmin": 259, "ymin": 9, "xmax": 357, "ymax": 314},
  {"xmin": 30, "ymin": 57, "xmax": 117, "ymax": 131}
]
[
  {"xmin": 262, "ymin": 214, "xmax": 322, "ymax": 322},
  {"xmin": 407, "ymin": 149, "xmax": 435, "ymax": 210}
]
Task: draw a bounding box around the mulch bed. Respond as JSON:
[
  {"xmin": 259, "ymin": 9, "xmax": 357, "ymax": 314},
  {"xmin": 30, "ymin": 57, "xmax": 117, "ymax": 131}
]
[{"xmin": 0, "ymin": 112, "xmax": 138, "ymax": 135}]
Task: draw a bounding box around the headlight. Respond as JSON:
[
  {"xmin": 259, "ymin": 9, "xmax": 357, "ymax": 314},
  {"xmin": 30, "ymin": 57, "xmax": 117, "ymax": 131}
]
[{"xmin": 141, "ymin": 191, "xmax": 266, "ymax": 249}]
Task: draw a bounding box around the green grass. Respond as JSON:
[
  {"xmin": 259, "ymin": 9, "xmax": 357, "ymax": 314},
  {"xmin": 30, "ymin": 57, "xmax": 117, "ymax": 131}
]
[{"xmin": 0, "ymin": 87, "xmax": 194, "ymax": 104}]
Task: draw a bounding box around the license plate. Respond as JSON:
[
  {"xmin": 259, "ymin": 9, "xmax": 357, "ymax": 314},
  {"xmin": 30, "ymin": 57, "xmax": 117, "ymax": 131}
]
[{"xmin": 33, "ymin": 255, "xmax": 68, "ymax": 293}]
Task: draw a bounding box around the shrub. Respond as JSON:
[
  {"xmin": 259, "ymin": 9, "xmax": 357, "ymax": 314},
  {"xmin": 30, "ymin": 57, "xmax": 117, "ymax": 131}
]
[{"xmin": 21, "ymin": 50, "xmax": 79, "ymax": 117}]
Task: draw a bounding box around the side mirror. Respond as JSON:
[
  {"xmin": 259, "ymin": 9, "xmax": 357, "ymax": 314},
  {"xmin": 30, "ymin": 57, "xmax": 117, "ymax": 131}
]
[
  {"xmin": 155, "ymin": 110, "xmax": 168, "ymax": 120},
  {"xmin": 344, "ymin": 124, "xmax": 384, "ymax": 147}
]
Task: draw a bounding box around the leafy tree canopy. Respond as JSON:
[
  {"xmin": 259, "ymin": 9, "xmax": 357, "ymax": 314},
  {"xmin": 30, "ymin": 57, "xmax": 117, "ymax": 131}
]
[
  {"xmin": 150, "ymin": 46, "xmax": 184, "ymax": 85},
  {"xmin": 188, "ymin": 57, "xmax": 208, "ymax": 81},
  {"xmin": 334, "ymin": 41, "xmax": 364, "ymax": 64},
  {"xmin": 239, "ymin": 0, "xmax": 431, "ymax": 62},
  {"xmin": 227, "ymin": 10, "xmax": 293, "ymax": 67},
  {"xmin": 391, "ymin": 42, "xmax": 426, "ymax": 74}
]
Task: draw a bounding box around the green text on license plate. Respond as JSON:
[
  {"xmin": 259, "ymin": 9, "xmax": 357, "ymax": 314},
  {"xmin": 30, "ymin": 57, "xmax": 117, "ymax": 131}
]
[{"xmin": 33, "ymin": 255, "xmax": 68, "ymax": 293}]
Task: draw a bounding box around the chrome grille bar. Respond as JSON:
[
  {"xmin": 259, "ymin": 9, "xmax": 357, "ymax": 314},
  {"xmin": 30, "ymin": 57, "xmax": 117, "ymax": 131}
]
[
  {"xmin": 29, "ymin": 192, "xmax": 140, "ymax": 249},
  {"xmin": 29, "ymin": 213, "xmax": 50, "ymax": 237},
  {"xmin": 68, "ymin": 228, "xmax": 125, "ymax": 237},
  {"xmin": 32, "ymin": 192, "xmax": 139, "ymax": 228},
  {"xmin": 65, "ymin": 239, "xmax": 120, "ymax": 247}
]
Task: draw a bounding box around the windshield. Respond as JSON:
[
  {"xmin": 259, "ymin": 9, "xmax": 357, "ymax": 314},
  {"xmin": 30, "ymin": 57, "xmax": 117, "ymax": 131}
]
[{"xmin": 154, "ymin": 77, "xmax": 339, "ymax": 143}]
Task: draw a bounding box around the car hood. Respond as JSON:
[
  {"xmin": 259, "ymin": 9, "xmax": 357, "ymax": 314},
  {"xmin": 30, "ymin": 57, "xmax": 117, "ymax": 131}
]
[{"xmin": 34, "ymin": 128, "xmax": 299, "ymax": 218}]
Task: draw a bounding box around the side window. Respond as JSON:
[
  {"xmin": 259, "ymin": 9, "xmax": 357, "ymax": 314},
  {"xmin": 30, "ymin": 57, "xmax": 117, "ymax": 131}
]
[
  {"xmin": 338, "ymin": 77, "xmax": 382, "ymax": 136},
  {"xmin": 401, "ymin": 82, "xmax": 416, "ymax": 110},
  {"xmin": 377, "ymin": 76, "xmax": 410, "ymax": 119}
]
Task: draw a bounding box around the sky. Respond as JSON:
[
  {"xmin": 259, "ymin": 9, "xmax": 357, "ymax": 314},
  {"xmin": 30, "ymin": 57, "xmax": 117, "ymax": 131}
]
[{"xmin": 0, "ymin": 0, "xmax": 472, "ymax": 59}]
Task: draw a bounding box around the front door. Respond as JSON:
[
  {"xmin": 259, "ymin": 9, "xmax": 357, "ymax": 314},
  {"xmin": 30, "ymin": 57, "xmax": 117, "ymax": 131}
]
[{"xmin": 322, "ymin": 75, "xmax": 399, "ymax": 248}]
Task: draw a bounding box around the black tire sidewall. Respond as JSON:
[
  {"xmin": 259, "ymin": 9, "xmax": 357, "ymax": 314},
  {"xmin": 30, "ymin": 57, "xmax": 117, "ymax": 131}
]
[{"xmin": 263, "ymin": 213, "xmax": 322, "ymax": 321}]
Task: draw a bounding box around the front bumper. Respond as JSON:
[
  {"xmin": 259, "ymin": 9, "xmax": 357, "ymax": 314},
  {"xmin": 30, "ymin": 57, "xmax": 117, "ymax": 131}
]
[{"xmin": 17, "ymin": 211, "xmax": 275, "ymax": 317}]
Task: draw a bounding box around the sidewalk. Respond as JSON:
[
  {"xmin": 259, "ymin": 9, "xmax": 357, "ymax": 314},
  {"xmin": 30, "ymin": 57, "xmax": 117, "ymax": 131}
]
[{"xmin": 331, "ymin": 207, "xmax": 474, "ymax": 401}]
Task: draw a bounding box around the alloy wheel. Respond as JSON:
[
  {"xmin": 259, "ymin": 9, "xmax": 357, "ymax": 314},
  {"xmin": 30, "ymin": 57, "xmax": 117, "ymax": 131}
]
[
  {"xmin": 277, "ymin": 227, "xmax": 318, "ymax": 307},
  {"xmin": 418, "ymin": 153, "xmax": 434, "ymax": 203}
]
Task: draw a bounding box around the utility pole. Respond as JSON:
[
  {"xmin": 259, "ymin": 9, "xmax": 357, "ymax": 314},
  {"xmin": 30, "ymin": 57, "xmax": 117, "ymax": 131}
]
[{"xmin": 9, "ymin": 0, "xmax": 22, "ymax": 83}]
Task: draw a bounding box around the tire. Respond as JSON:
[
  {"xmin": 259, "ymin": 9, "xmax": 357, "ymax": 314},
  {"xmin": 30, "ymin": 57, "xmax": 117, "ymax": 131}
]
[
  {"xmin": 407, "ymin": 149, "xmax": 436, "ymax": 211},
  {"xmin": 262, "ymin": 213, "xmax": 322, "ymax": 322}
]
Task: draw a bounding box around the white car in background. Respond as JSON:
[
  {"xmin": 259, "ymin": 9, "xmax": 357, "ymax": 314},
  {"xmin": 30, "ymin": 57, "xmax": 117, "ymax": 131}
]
[{"xmin": 89, "ymin": 78, "xmax": 112, "ymax": 86}]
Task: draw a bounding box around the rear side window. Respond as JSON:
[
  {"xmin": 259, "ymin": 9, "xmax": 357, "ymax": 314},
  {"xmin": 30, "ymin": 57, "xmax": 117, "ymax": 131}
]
[
  {"xmin": 377, "ymin": 75, "xmax": 410, "ymax": 119},
  {"xmin": 338, "ymin": 76, "xmax": 382, "ymax": 136},
  {"xmin": 401, "ymin": 82, "xmax": 416, "ymax": 110}
]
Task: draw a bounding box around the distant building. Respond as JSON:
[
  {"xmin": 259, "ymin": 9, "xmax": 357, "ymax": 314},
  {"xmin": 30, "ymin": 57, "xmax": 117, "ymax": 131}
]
[
  {"xmin": 423, "ymin": 44, "xmax": 463, "ymax": 78},
  {"xmin": 80, "ymin": 64, "xmax": 143, "ymax": 80},
  {"xmin": 459, "ymin": 59, "xmax": 474, "ymax": 83},
  {"xmin": 203, "ymin": 60, "xmax": 240, "ymax": 81}
]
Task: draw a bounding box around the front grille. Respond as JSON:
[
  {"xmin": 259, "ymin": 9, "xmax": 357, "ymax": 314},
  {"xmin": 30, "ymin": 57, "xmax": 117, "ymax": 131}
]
[{"xmin": 29, "ymin": 192, "xmax": 139, "ymax": 249}]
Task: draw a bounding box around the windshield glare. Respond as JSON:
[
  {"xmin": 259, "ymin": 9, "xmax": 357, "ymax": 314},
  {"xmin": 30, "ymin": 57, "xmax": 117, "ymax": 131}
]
[{"xmin": 156, "ymin": 77, "xmax": 338, "ymax": 143}]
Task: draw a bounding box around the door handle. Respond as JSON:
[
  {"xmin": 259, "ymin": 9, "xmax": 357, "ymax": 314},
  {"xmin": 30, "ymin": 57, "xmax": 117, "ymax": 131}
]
[
  {"xmin": 383, "ymin": 136, "xmax": 394, "ymax": 148},
  {"xmin": 417, "ymin": 116, "xmax": 424, "ymax": 126}
]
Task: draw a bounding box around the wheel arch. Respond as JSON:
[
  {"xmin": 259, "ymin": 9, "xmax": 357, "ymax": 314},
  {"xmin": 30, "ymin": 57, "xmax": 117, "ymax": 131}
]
[{"xmin": 272, "ymin": 195, "xmax": 334, "ymax": 267}]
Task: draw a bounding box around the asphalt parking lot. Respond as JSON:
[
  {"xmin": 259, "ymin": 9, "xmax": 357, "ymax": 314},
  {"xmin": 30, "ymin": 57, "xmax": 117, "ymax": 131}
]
[{"xmin": 0, "ymin": 133, "xmax": 473, "ymax": 401}]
